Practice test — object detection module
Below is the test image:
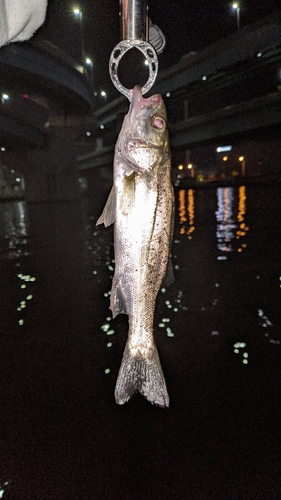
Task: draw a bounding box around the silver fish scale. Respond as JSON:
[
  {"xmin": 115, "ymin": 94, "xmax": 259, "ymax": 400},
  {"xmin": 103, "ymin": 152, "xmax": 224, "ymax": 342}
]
[{"xmin": 113, "ymin": 161, "xmax": 172, "ymax": 359}]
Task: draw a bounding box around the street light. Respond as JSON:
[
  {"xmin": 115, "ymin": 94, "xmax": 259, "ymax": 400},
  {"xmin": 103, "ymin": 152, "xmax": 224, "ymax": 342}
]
[
  {"xmin": 187, "ymin": 163, "xmax": 195, "ymax": 178},
  {"xmin": 232, "ymin": 3, "xmax": 240, "ymax": 31},
  {"xmin": 238, "ymin": 156, "xmax": 245, "ymax": 176},
  {"xmin": 73, "ymin": 7, "xmax": 85, "ymax": 62},
  {"xmin": 85, "ymin": 57, "xmax": 94, "ymax": 84},
  {"xmin": 1, "ymin": 93, "xmax": 10, "ymax": 103}
]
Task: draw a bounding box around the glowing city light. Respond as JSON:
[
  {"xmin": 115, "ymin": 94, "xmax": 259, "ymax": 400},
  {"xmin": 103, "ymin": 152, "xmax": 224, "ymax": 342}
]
[
  {"xmin": 72, "ymin": 7, "xmax": 85, "ymax": 62},
  {"xmin": 73, "ymin": 7, "xmax": 81, "ymax": 16},
  {"xmin": 232, "ymin": 2, "xmax": 241, "ymax": 30},
  {"xmin": 217, "ymin": 145, "xmax": 232, "ymax": 152}
]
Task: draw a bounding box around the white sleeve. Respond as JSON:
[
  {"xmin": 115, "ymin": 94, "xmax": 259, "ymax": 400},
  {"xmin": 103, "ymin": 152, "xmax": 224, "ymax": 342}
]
[{"xmin": 0, "ymin": 0, "xmax": 47, "ymax": 47}]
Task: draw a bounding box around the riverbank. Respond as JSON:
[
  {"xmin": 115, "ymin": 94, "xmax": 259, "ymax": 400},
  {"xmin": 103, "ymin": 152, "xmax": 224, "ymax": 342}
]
[{"xmin": 174, "ymin": 173, "xmax": 281, "ymax": 189}]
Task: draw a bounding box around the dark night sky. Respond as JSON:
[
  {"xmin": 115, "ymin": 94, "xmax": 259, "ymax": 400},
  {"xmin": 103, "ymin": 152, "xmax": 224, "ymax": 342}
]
[{"xmin": 36, "ymin": 0, "xmax": 280, "ymax": 99}]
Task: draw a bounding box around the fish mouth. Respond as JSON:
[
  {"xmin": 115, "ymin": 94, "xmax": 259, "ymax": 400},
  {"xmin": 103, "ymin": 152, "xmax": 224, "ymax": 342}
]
[
  {"xmin": 130, "ymin": 85, "xmax": 143, "ymax": 103},
  {"xmin": 131, "ymin": 85, "xmax": 163, "ymax": 110},
  {"xmin": 127, "ymin": 139, "xmax": 156, "ymax": 149},
  {"xmin": 126, "ymin": 139, "xmax": 161, "ymax": 157}
]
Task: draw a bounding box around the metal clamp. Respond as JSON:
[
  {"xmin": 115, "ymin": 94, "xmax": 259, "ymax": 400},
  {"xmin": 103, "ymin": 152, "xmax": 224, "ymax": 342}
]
[
  {"xmin": 109, "ymin": 39, "xmax": 158, "ymax": 101},
  {"xmin": 108, "ymin": 0, "xmax": 158, "ymax": 100}
]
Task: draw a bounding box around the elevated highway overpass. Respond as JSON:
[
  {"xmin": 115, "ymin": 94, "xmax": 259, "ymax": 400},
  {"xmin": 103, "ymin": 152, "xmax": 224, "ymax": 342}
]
[
  {"xmin": 77, "ymin": 9, "xmax": 281, "ymax": 170},
  {"xmin": 0, "ymin": 39, "xmax": 93, "ymax": 148},
  {"xmin": 78, "ymin": 91, "xmax": 281, "ymax": 172},
  {"xmin": 0, "ymin": 39, "xmax": 95, "ymax": 202}
]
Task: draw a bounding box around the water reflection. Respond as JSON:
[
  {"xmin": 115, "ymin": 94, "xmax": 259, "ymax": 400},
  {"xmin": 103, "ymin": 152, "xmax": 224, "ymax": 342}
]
[
  {"xmin": 236, "ymin": 185, "xmax": 249, "ymax": 253},
  {"xmin": 178, "ymin": 189, "xmax": 195, "ymax": 239},
  {"xmin": 84, "ymin": 187, "xmax": 280, "ymax": 387},
  {"xmin": 177, "ymin": 186, "xmax": 250, "ymax": 255},
  {"xmin": 0, "ymin": 481, "xmax": 9, "ymax": 498},
  {"xmin": 258, "ymin": 308, "xmax": 280, "ymax": 345},
  {"xmin": 16, "ymin": 273, "xmax": 36, "ymax": 328},
  {"xmin": 237, "ymin": 185, "xmax": 246, "ymax": 224},
  {"xmin": 0, "ymin": 200, "xmax": 30, "ymax": 259},
  {"xmin": 0, "ymin": 184, "xmax": 279, "ymax": 497},
  {"xmin": 215, "ymin": 186, "xmax": 249, "ymax": 258},
  {"xmin": 215, "ymin": 187, "xmax": 237, "ymax": 254},
  {"xmin": 233, "ymin": 341, "xmax": 249, "ymax": 364}
]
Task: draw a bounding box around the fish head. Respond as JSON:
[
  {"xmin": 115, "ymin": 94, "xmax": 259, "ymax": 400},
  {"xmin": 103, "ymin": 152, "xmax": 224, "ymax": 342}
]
[{"xmin": 118, "ymin": 85, "xmax": 170, "ymax": 173}]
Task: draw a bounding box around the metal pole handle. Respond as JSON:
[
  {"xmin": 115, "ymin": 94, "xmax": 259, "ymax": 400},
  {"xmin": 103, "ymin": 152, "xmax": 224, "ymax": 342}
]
[
  {"xmin": 109, "ymin": 0, "xmax": 158, "ymax": 100},
  {"xmin": 120, "ymin": 0, "xmax": 148, "ymax": 41}
]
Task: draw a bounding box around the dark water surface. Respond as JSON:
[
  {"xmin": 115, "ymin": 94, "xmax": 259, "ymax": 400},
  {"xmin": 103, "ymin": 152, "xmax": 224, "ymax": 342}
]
[{"xmin": 0, "ymin": 181, "xmax": 280, "ymax": 499}]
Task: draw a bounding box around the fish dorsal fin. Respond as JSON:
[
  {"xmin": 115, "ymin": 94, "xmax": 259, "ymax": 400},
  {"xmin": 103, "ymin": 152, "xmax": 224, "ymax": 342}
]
[{"xmin": 96, "ymin": 186, "xmax": 116, "ymax": 227}]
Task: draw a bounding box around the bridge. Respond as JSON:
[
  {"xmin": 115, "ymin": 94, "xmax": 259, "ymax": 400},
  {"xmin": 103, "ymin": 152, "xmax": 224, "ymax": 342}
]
[
  {"xmin": 0, "ymin": 39, "xmax": 93, "ymax": 148},
  {"xmin": 0, "ymin": 39, "xmax": 94, "ymax": 201},
  {"xmin": 0, "ymin": 9, "xmax": 281, "ymax": 200},
  {"xmin": 77, "ymin": 8, "xmax": 281, "ymax": 176}
]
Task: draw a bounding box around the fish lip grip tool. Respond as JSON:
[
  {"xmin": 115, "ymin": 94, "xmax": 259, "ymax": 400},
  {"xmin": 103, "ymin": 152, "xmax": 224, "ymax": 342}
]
[
  {"xmin": 109, "ymin": 0, "xmax": 158, "ymax": 101},
  {"xmin": 109, "ymin": 40, "xmax": 158, "ymax": 101}
]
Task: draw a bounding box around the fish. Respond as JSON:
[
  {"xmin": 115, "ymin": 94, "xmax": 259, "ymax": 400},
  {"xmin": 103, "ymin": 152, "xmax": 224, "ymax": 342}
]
[{"xmin": 97, "ymin": 85, "xmax": 174, "ymax": 407}]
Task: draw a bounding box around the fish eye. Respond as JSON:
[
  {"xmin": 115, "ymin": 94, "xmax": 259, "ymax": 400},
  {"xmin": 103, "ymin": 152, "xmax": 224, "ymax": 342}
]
[{"xmin": 151, "ymin": 116, "xmax": 166, "ymax": 130}]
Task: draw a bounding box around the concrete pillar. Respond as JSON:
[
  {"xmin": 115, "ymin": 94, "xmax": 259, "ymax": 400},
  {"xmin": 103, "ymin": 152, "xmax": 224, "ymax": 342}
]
[{"xmin": 24, "ymin": 135, "xmax": 81, "ymax": 202}]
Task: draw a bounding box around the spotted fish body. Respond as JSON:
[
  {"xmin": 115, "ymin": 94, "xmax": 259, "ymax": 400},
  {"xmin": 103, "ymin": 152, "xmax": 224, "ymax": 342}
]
[{"xmin": 97, "ymin": 85, "xmax": 173, "ymax": 407}]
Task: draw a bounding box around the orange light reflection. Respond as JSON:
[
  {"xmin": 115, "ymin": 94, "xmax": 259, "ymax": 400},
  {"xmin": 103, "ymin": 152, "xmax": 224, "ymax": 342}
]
[
  {"xmin": 178, "ymin": 189, "xmax": 195, "ymax": 239},
  {"xmin": 236, "ymin": 185, "xmax": 249, "ymax": 252}
]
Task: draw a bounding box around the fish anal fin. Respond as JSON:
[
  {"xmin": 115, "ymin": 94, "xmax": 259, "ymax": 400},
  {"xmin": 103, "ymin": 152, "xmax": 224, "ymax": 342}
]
[
  {"xmin": 115, "ymin": 345, "xmax": 169, "ymax": 408},
  {"xmin": 110, "ymin": 278, "xmax": 127, "ymax": 318},
  {"xmin": 96, "ymin": 186, "xmax": 116, "ymax": 227}
]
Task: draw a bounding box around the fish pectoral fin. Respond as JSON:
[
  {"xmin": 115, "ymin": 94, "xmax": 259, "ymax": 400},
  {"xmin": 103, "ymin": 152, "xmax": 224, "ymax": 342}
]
[
  {"xmin": 96, "ymin": 186, "xmax": 116, "ymax": 227},
  {"xmin": 115, "ymin": 345, "xmax": 169, "ymax": 408}
]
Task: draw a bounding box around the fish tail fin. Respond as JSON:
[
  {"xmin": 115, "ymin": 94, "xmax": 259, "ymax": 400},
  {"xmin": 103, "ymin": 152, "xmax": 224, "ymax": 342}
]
[{"xmin": 114, "ymin": 344, "xmax": 169, "ymax": 408}]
